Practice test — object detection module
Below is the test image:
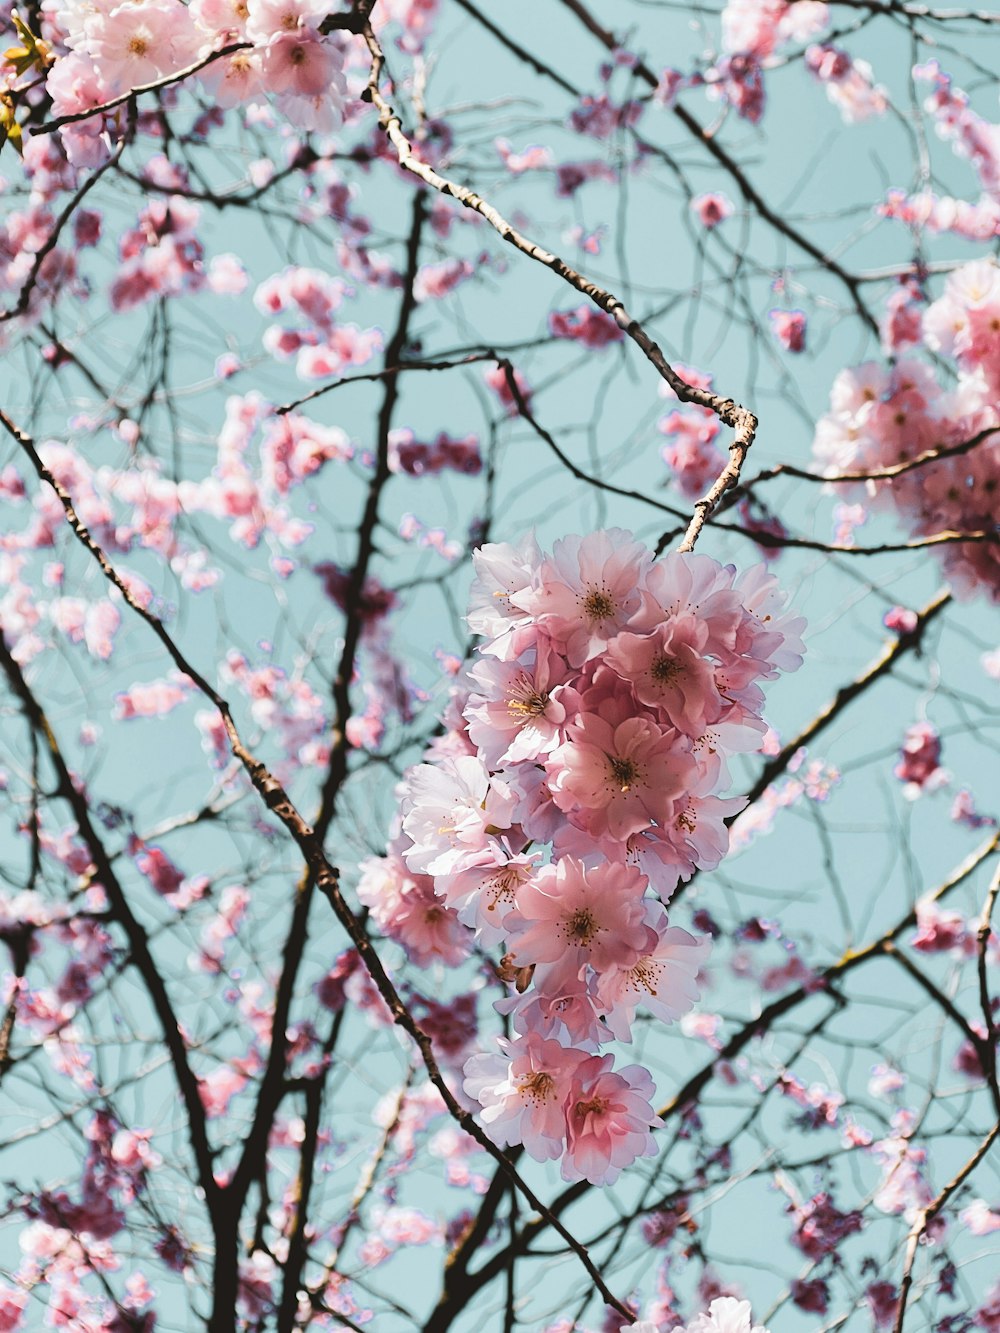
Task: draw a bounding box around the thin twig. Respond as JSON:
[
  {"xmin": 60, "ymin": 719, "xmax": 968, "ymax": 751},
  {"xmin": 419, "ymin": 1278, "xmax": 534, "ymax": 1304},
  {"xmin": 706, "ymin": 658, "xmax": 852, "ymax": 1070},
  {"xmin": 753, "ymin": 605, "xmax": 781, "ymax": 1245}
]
[
  {"xmin": 891, "ymin": 1121, "xmax": 1000, "ymax": 1333},
  {"xmin": 740, "ymin": 424, "xmax": 1000, "ymax": 489}
]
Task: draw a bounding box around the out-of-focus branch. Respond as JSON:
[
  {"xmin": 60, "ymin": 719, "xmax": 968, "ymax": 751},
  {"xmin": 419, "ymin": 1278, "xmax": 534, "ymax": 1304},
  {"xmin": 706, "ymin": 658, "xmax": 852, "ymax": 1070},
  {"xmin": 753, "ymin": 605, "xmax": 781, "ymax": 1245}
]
[
  {"xmin": 266, "ymin": 193, "xmax": 429, "ymax": 1327},
  {"xmin": 1, "ymin": 121, "xmax": 129, "ymax": 322},
  {"xmin": 274, "ymin": 353, "xmax": 505, "ymax": 416},
  {"xmin": 499, "ymin": 360, "xmax": 689, "ymax": 523},
  {"xmin": 883, "ymin": 941, "xmax": 1000, "ymax": 1115},
  {"xmin": 827, "ymin": 0, "xmax": 1000, "ymax": 22},
  {"xmin": 307, "ymin": 1063, "xmax": 416, "ymax": 1313},
  {"xmin": 451, "ymin": 0, "xmax": 580, "ymax": 95}
]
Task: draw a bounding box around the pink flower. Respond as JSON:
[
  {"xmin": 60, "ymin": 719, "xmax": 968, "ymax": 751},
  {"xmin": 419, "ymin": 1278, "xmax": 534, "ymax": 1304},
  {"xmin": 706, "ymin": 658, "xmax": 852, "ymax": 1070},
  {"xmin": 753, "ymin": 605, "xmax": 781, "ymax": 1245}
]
[
  {"xmin": 85, "ymin": 0, "xmax": 203, "ymax": 95},
  {"xmin": 506, "ymin": 857, "xmax": 648, "ymax": 973},
  {"xmin": 894, "ymin": 721, "xmax": 947, "ymax": 797},
  {"xmin": 437, "ymin": 848, "xmax": 539, "ymax": 942},
  {"xmin": 975, "ymin": 1283, "xmax": 1000, "ymax": 1332},
  {"xmin": 547, "ymin": 686, "xmax": 694, "ymax": 843},
  {"xmin": 790, "ymin": 1278, "xmax": 828, "ymax": 1314},
  {"xmin": 399, "ymin": 755, "xmax": 514, "ymax": 876},
  {"xmin": 191, "ymin": 0, "xmax": 252, "ymax": 36},
  {"xmin": 910, "ymin": 897, "xmax": 975, "ymax": 955},
  {"xmin": 680, "ymin": 1297, "xmax": 771, "ymax": 1333},
  {"xmin": 114, "ymin": 673, "xmax": 191, "ymax": 720},
  {"xmin": 512, "ymin": 528, "xmax": 651, "ymax": 667},
  {"xmin": 604, "ymin": 615, "xmax": 725, "ymax": 737},
  {"xmin": 624, "ymin": 792, "xmax": 745, "ymax": 899},
  {"xmin": 790, "ymin": 1191, "xmax": 863, "ymax": 1258},
  {"xmin": 356, "ymin": 854, "xmax": 470, "ymax": 967},
  {"xmin": 658, "ymin": 410, "xmax": 723, "ymax": 499},
  {"xmin": 692, "ymin": 192, "xmax": 734, "ymax": 228},
  {"xmin": 548, "ymin": 304, "xmax": 624, "ymax": 349},
  {"xmin": 0, "ymin": 1283, "xmax": 26, "ymax": 1331},
  {"xmin": 495, "ymin": 138, "xmax": 554, "ymax": 173},
  {"xmin": 595, "ymin": 906, "xmax": 711, "ymax": 1040},
  {"xmin": 245, "ymin": 0, "xmax": 329, "ymax": 41},
  {"xmin": 961, "ymin": 1199, "xmax": 1000, "ymax": 1235},
  {"xmin": 950, "ymin": 788, "xmax": 996, "ymax": 829},
  {"xmin": 484, "ymin": 363, "xmax": 532, "ymax": 414},
  {"xmin": 198, "ymin": 49, "xmax": 264, "ymax": 107},
  {"xmin": 413, "ymin": 258, "xmax": 474, "ymax": 302},
  {"xmin": 465, "ymin": 642, "xmax": 577, "ymax": 767},
  {"xmin": 466, "ymin": 532, "xmax": 543, "ymax": 655},
  {"xmin": 865, "ymin": 1282, "xmax": 898, "ymax": 1328},
  {"xmin": 464, "ymin": 1032, "xmax": 587, "ymax": 1159},
  {"xmin": 883, "ymin": 605, "xmax": 918, "ymax": 634},
  {"xmin": 562, "ymin": 1054, "xmax": 661, "ymax": 1184},
  {"xmin": 769, "ymin": 309, "xmax": 807, "ymax": 353},
  {"xmin": 199, "ymin": 1063, "xmax": 249, "ymax": 1117},
  {"xmin": 502, "ymin": 966, "xmax": 605, "ymax": 1048},
  {"xmin": 805, "ymin": 43, "xmax": 887, "ymax": 122},
  {"xmin": 710, "ymin": 55, "xmax": 766, "ymax": 123}
]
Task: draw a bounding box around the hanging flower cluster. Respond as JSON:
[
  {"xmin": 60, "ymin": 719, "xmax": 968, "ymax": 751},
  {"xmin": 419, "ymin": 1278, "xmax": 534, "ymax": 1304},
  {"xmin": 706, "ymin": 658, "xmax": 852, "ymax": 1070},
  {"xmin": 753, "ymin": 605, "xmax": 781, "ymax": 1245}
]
[{"xmin": 361, "ymin": 528, "xmax": 805, "ymax": 1184}]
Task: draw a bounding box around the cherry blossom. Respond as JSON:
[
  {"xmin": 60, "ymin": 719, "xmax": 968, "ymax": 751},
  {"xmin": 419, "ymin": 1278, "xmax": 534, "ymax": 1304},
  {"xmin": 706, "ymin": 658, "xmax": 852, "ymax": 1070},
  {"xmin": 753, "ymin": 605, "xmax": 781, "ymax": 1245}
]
[
  {"xmin": 513, "ymin": 528, "xmax": 651, "ymax": 667},
  {"xmin": 691, "ymin": 192, "xmax": 734, "ymax": 229},
  {"xmin": 463, "ymin": 1032, "xmax": 588, "ymax": 1160},
  {"xmin": 562, "ymin": 1054, "xmax": 661, "ymax": 1184},
  {"xmin": 680, "ymin": 1299, "xmax": 771, "ymax": 1333}
]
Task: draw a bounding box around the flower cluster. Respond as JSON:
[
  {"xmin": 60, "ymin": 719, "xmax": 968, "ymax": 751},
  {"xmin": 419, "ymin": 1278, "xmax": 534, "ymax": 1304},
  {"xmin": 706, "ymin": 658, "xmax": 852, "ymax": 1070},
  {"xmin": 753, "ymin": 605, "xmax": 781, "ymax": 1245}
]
[
  {"xmin": 364, "ymin": 529, "xmax": 804, "ymax": 1183},
  {"xmin": 657, "ymin": 365, "xmax": 725, "ymax": 499},
  {"xmin": 43, "ymin": 0, "xmax": 350, "ymax": 165},
  {"xmin": 805, "ymin": 43, "xmax": 887, "ymax": 123},
  {"xmin": 388, "ymin": 429, "xmax": 482, "ymax": 478},
  {"xmin": 814, "ymin": 258, "xmax": 1000, "ymax": 602}
]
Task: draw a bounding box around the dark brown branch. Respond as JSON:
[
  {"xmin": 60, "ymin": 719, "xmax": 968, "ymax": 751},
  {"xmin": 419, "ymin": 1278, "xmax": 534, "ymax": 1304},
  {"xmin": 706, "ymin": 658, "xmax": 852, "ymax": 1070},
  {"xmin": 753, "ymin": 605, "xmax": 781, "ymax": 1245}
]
[
  {"xmin": 274, "ymin": 353, "xmax": 508, "ymax": 416},
  {"xmin": 975, "ymin": 864, "xmax": 1000, "ymax": 1105},
  {"xmin": 450, "ymin": 0, "xmax": 580, "ymax": 96},
  {"xmin": 266, "ymin": 193, "xmax": 429, "ymax": 1326},
  {"xmin": 1, "ymin": 123, "xmax": 129, "ymax": 322},
  {"xmin": 499, "ymin": 361, "xmax": 689, "ymax": 523},
  {"xmin": 34, "ymin": 45, "xmax": 245, "ymax": 134},
  {"xmin": 882, "ymin": 941, "xmax": 1000, "ymax": 1116}
]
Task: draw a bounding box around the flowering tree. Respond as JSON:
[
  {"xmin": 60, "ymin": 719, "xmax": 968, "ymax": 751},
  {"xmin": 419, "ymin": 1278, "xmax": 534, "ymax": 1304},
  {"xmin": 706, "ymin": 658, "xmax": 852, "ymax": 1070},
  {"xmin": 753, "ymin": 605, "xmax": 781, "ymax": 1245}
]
[{"xmin": 0, "ymin": 0, "xmax": 999, "ymax": 1330}]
